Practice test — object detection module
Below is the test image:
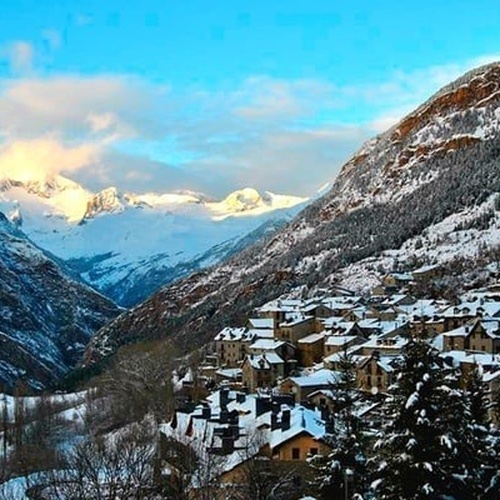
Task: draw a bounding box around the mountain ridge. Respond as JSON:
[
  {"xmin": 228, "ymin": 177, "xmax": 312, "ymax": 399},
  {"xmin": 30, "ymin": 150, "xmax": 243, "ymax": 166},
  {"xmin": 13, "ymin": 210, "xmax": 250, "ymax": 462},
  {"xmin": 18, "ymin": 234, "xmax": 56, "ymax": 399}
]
[
  {"xmin": 83, "ymin": 61, "xmax": 500, "ymax": 364},
  {"xmin": 0, "ymin": 212, "xmax": 120, "ymax": 390},
  {"xmin": 0, "ymin": 175, "xmax": 309, "ymax": 305}
]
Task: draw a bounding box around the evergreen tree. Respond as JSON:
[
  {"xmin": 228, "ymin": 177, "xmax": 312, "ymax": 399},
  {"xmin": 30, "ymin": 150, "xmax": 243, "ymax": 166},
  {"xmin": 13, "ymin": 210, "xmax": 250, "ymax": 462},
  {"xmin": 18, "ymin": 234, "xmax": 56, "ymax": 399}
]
[
  {"xmin": 369, "ymin": 339, "xmax": 485, "ymax": 499},
  {"xmin": 467, "ymin": 369, "xmax": 500, "ymax": 500},
  {"xmin": 311, "ymin": 350, "xmax": 365, "ymax": 499},
  {"xmin": 465, "ymin": 363, "xmax": 489, "ymax": 427}
]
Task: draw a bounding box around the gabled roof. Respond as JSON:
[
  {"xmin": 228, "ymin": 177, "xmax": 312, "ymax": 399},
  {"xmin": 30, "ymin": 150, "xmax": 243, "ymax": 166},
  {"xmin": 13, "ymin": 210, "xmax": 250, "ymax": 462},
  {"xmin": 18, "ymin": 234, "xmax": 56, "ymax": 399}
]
[
  {"xmin": 215, "ymin": 326, "xmax": 254, "ymax": 342},
  {"xmin": 298, "ymin": 332, "xmax": 326, "ymax": 344},
  {"xmin": 245, "ymin": 353, "xmax": 284, "ymax": 370},
  {"xmin": 249, "ymin": 338, "xmax": 287, "ymax": 351},
  {"xmin": 324, "ymin": 335, "xmax": 359, "ymax": 347},
  {"xmin": 248, "ymin": 317, "xmax": 275, "ymax": 329},
  {"xmin": 285, "ymin": 368, "xmax": 341, "ymax": 388},
  {"xmin": 279, "ymin": 312, "xmax": 314, "ymax": 327},
  {"xmin": 269, "ymin": 406, "xmax": 326, "ymax": 450}
]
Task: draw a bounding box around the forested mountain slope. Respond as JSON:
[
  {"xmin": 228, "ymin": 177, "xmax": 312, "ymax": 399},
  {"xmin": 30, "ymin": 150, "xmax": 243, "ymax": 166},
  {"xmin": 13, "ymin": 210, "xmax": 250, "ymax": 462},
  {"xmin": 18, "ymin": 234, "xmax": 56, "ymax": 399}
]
[
  {"xmin": 85, "ymin": 62, "xmax": 500, "ymax": 363},
  {"xmin": 0, "ymin": 213, "xmax": 120, "ymax": 390}
]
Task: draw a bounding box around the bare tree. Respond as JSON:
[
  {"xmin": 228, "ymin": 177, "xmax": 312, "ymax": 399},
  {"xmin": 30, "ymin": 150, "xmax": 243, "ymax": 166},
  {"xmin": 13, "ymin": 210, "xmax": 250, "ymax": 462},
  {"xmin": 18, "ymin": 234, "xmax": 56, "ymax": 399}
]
[
  {"xmin": 95, "ymin": 340, "xmax": 177, "ymax": 430},
  {"xmin": 45, "ymin": 418, "xmax": 157, "ymax": 499}
]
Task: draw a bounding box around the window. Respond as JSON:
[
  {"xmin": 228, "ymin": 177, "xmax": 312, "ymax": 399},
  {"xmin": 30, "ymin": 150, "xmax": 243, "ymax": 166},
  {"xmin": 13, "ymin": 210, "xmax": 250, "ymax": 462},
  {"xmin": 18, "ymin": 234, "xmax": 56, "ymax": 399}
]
[
  {"xmin": 310, "ymin": 447, "xmax": 318, "ymax": 456},
  {"xmin": 292, "ymin": 448, "xmax": 300, "ymax": 460}
]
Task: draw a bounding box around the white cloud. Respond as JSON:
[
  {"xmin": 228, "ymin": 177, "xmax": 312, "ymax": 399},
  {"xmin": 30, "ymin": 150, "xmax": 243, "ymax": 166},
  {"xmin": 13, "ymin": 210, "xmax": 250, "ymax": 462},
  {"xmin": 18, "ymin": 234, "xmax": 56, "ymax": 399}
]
[
  {"xmin": 0, "ymin": 75, "xmax": 166, "ymax": 140},
  {"xmin": 233, "ymin": 76, "xmax": 333, "ymax": 121},
  {"xmin": 0, "ymin": 54, "xmax": 498, "ymax": 197},
  {"xmin": 2, "ymin": 41, "xmax": 35, "ymax": 74},
  {"xmin": 362, "ymin": 54, "xmax": 500, "ymax": 132},
  {"xmin": 0, "ymin": 138, "xmax": 100, "ymax": 183}
]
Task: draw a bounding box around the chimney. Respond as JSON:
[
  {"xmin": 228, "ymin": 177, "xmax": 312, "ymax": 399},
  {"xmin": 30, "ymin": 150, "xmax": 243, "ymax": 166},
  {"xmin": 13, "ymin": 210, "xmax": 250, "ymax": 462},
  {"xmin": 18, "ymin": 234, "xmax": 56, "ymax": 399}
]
[
  {"xmin": 220, "ymin": 409, "xmax": 229, "ymax": 424},
  {"xmin": 271, "ymin": 405, "xmax": 280, "ymax": 430},
  {"xmin": 220, "ymin": 388, "xmax": 230, "ymax": 410},
  {"xmin": 221, "ymin": 435, "xmax": 235, "ymax": 454},
  {"xmin": 230, "ymin": 423, "xmax": 240, "ymax": 439},
  {"xmin": 281, "ymin": 409, "xmax": 291, "ymax": 431},
  {"xmin": 255, "ymin": 397, "xmax": 271, "ymax": 417},
  {"xmin": 201, "ymin": 404, "xmax": 211, "ymax": 420},
  {"xmin": 230, "ymin": 409, "xmax": 239, "ymax": 422},
  {"xmin": 236, "ymin": 392, "xmax": 246, "ymax": 404}
]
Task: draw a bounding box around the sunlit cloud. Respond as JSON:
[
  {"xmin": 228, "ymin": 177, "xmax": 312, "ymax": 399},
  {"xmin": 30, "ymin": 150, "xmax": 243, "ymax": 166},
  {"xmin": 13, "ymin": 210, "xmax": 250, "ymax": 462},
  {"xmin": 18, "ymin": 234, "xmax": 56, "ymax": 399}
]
[
  {"xmin": 0, "ymin": 138, "xmax": 100, "ymax": 183},
  {"xmin": 0, "ymin": 53, "xmax": 497, "ymax": 197}
]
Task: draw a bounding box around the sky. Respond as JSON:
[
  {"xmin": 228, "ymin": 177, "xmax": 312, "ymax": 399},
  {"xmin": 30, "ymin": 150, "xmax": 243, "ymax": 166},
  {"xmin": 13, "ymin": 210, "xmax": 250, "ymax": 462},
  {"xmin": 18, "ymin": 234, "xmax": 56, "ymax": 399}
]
[{"xmin": 0, "ymin": 1, "xmax": 499, "ymax": 197}]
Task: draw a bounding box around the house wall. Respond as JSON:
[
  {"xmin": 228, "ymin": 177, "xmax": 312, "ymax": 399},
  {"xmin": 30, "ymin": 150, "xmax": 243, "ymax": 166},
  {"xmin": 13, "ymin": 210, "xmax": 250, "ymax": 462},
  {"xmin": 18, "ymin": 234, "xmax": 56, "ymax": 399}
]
[
  {"xmin": 276, "ymin": 318, "xmax": 316, "ymax": 344},
  {"xmin": 217, "ymin": 340, "xmax": 251, "ymax": 367},
  {"xmin": 357, "ymin": 358, "xmax": 391, "ymax": 393},
  {"xmin": 468, "ymin": 329, "xmax": 493, "ymax": 353},
  {"xmin": 298, "ymin": 339, "xmax": 324, "ymax": 367},
  {"xmin": 273, "ymin": 434, "xmax": 330, "ymax": 461},
  {"xmin": 443, "ymin": 336, "xmax": 465, "ymax": 351}
]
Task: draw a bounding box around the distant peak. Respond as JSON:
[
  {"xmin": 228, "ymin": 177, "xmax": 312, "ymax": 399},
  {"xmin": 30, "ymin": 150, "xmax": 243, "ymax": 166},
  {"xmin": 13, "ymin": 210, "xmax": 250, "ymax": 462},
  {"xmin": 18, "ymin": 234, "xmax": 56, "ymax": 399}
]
[
  {"xmin": 222, "ymin": 187, "xmax": 264, "ymax": 208},
  {"xmin": 83, "ymin": 186, "xmax": 125, "ymax": 220}
]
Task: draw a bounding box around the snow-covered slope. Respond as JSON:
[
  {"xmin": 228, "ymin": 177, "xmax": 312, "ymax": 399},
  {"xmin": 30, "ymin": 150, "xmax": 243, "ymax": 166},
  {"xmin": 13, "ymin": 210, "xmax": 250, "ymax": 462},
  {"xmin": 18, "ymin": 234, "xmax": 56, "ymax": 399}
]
[
  {"xmin": 0, "ymin": 213, "xmax": 120, "ymax": 390},
  {"xmin": 83, "ymin": 61, "xmax": 500, "ymax": 364},
  {"xmin": 0, "ymin": 178, "xmax": 308, "ymax": 306}
]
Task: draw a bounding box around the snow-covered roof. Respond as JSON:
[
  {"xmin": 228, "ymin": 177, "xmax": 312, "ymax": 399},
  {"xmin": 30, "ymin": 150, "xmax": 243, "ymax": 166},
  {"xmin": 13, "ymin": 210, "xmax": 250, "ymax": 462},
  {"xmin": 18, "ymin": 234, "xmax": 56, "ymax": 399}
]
[
  {"xmin": 214, "ymin": 326, "xmax": 254, "ymax": 342},
  {"xmin": 412, "ymin": 264, "xmax": 440, "ymax": 275},
  {"xmin": 215, "ymin": 368, "xmax": 242, "ymax": 379},
  {"xmin": 249, "ymin": 339, "xmax": 286, "ymax": 351},
  {"xmin": 381, "ymin": 294, "xmax": 413, "ymax": 306},
  {"xmin": 306, "ymin": 389, "xmax": 336, "ymax": 400},
  {"xmin": 324, "ymin": 335, "xmax": 359, "ymax": 346},
  {"xmin": 441, "ymin": 319, "xmax": 500, "ymax": 339},
  {"xmin": 361, "ymin": 334, "xmax": 408, "ymax": 350},
  {"xmin": 388, "ymin": 272, "xmax": 413, "ymax": 281},
  {"xmin": 248, "ymin": 318, "xmax": 275, "ymax": 329},
  {"xmin": 279, "ymin": 313, "xmax": 314, "ymax": 327},
  {"xmin": 442, "ymin": 300, "xmax": 500, "ymax": 318},
  {"xmin": 320, "ymin": 316, "xmax": 352, "ymax": 329},
  {"xmin": 298, "ymin": 332, "xmax": 325, "ymax": 344},
  {"xmin": 269, "ymin": 406, "xmax": 325, "ymax": 450},
  {"xmin": 285, "ymin": 368, "xmax": 340, "ymax": 388},
  {"xmin": 248, "ymin": 328, "xmax": 274, "ymax": 339},
  {"xmin": 441, "ymin": 350, "xmax": 500, "ymax": 368},
  {"xmin": 246, "ymin": 353, "xmax": 284, "ymax": 369}
]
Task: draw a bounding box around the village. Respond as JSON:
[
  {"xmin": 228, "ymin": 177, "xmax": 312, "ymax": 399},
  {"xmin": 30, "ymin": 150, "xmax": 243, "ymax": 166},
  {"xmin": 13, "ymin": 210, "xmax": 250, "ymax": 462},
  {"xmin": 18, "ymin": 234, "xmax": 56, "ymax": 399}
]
[{"xmin": 158, "ymin": 264, "xmax": 500, "ymax": 494}]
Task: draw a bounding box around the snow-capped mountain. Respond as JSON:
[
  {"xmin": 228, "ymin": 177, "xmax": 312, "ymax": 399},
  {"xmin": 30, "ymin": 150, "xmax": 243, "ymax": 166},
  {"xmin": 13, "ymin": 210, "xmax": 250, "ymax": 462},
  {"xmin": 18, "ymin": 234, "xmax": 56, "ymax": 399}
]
[
  {"xmin": 84, "ymin": 61, "xmax": 500, "ymax": 363},
  {"xmin": 0, "ymin": 212, "xmax": 120, "ymax": 390},
  {"xmin": 0, "ymin": 177, "xmax": 308, "ymax": 306}
]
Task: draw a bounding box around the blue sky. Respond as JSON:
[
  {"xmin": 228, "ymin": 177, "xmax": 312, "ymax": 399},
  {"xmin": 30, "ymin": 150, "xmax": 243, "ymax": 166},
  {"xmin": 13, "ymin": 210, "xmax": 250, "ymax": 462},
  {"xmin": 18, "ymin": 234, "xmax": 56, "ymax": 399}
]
[{"xmin": 0, "ymin": 1, "xmax": 499, "ymax": 196}]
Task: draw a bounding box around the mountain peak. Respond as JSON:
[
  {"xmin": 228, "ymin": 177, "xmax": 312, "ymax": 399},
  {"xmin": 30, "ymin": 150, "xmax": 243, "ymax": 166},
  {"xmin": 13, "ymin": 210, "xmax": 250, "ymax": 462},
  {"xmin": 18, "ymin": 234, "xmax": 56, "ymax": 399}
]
[
  {"xmin": 221, "ymin": 187, "xmax": 264, "ymax": 211},
  {"xmin": 83, "ymin": 186, "xmax": 125, "ymax": 220}
]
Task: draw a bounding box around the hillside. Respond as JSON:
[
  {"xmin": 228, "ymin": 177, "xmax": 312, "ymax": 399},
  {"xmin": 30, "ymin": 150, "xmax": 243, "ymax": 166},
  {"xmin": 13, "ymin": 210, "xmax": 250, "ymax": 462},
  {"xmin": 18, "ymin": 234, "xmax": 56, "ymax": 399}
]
[
  {"xmin": 0, "ymin": 213, "xmax": 120, "ymax": 390},
  {"xmin": 84, "ymin": 62, "xmax": 500, "ymax": 363}
]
